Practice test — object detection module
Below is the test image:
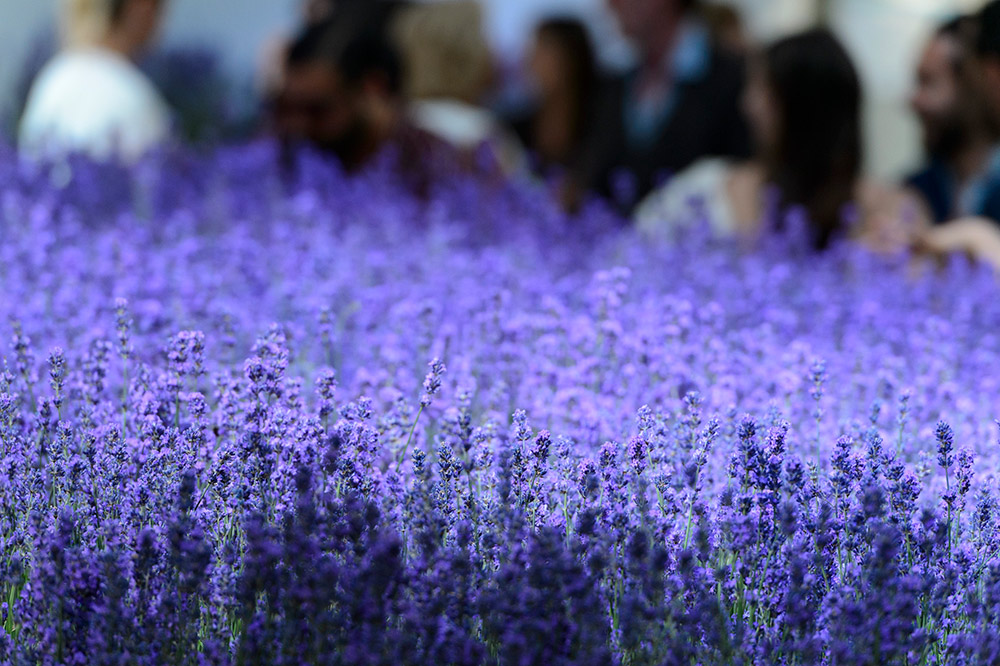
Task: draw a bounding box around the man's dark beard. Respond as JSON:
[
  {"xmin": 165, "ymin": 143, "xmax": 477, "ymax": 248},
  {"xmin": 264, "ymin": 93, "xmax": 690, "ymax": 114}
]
[{"xmin": 925, "ymin": 111, "xmax": 972, "ymax": 163}]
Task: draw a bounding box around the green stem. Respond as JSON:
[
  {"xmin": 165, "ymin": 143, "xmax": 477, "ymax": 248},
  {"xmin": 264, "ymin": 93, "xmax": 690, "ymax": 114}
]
[
  {"xmin": 396, "ymin": 404, "xmax": 424, "ymax": 470},
  {"xmin": 121, "ymin": 362, "xmax": 129, "ymax": 435},
  {"xmin": 682, "ymin": 468, "xmax": 700, "ymax": 549},
  {"xmin": 945, "ymin": 467, "xmax": 952, "ymax": 557}
]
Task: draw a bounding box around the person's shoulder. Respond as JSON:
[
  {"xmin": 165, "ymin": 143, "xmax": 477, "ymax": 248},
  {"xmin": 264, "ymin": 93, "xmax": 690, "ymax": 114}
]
[
  {"xmin": 410, "ymin": 99, "xmax": 497, "ymax": 149},
  {"xmin": 20, "ymin": 51, "xmax": 114, "ymax": 133},
  {"xmin": 23, "ymin": 51, "xmax": 87, "ymax": 100},
  {"xmin": 674, "ymin": 156, "xmax": 733, "ymax": 185},
  {"xmin": 634, "ymin": 157, "xmax": 735, "ymax": 230},
  {"xmin": 37, "ymin": 49, "xmax": 127, "ymax": 83},
  {"xmin": 32, "ymin": 49, "xmax": 162, "ymax": 108},
  {"xmin": 95, "ymin": 52, "xmax": 165, "ymax": 109}
]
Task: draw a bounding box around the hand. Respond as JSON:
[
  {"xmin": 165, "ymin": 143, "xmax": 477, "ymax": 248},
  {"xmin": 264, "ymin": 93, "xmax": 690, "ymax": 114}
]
[
  {"xmin": 856, "ymin": 185, "xmax": 930, "ymax": 253},
  {"xmin": 914, "ymin": 217, "xmax": 1000, "ymax": 271}
]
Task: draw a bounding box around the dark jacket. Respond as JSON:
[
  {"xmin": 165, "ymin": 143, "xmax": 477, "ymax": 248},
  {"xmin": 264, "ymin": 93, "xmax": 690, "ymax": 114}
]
[
  {"xmin": 576, "ymin": 27, "xmax": 750, "ymax": 215},
  {"xmin": 905, "ymin": 160, "xmax": 953, "ymax": 224},
  {"xmin": 907, "ymin": 154, "xmax": 1000, "ymax": 225}
]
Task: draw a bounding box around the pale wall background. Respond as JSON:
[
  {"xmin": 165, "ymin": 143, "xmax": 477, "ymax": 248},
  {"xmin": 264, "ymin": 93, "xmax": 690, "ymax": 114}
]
[{"xmin": 0, "ymin": 0, "xmax": 991, "ymax": 178}]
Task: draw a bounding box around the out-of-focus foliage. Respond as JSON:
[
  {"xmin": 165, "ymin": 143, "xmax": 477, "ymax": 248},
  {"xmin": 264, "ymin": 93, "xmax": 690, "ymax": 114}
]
[{"xmin": 0, "ymin": 144, "xmax": 997, "ymax": 664}]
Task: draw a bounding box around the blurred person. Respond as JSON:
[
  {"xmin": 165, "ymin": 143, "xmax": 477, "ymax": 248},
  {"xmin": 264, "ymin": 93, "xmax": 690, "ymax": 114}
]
[
  {"xmin": 945, "ymin": 0, "xmax": 1000, "ymax": 226},
  {"xmin": 571, "ymin": 0, "xmax": 750, "ymax": 213},
  {"xmin": 636, "ymin": 29, "xmax": 927, "ymax": 252},
  {"xmin": 392, "ymin": 1, "xmax": 522, "ymax": 175},
  {"xmin": 276, "ymin": 9, "xmax": 462, "ymax": 194},
  {"xmin": 911, "ymin": 0, "xmax": 1000, "ymax": 269},
  {"xmin": 19, "ymin": 0, "xmax": 171, "ymax": 163},
  {"xmin": 508, "ymin": 17, "xmax": 600, "ymax": 176},
  {"xmin": 978, "ymin": 1, "xmax": 1000, "ymax": 130},
  {"xmin": 257, "ymin": 0, "xmax": 341, "ymax": 108},
  {"xmin": 906, "ymin": 16, "xmax": 1000, "ymax": 224},
  {"xmin": 278, "ymin": 11, "xmax": 399, "ymax": 168}
]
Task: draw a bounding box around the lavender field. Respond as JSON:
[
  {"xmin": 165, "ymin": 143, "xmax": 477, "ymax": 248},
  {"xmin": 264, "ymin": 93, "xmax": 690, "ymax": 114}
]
[{"xmin": 1, "ymin": 143, "xmax": 999, "ymax": 664}]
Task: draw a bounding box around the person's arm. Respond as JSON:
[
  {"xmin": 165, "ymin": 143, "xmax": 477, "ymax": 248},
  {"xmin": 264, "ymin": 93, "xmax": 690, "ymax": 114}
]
[
  {"xmin": 856, "ymin": 182, "xmax": 931, "ymax": 253},
  {"xmin": 915, "ymin": 217, "xmax": 1000, "ymax": 271}
]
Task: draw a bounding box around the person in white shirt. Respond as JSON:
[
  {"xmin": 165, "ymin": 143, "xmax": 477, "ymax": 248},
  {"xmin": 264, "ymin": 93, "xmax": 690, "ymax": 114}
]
[
  {"xmin": 636, "ymin": 29, "xmax": 928, "ymax": 253},
  {"xmin": 19, "ymin": 0, "xmax": 171, "ymax": 163},
  {"xmin": 392, "ymin": 1, "xmax": 525, "ymax": 175}
]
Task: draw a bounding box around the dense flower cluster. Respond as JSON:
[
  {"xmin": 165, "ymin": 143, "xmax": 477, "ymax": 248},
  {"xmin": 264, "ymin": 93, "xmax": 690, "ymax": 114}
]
[{"xmin": 1, "ymin": 142, "xmax": 999, "ymax": 664}]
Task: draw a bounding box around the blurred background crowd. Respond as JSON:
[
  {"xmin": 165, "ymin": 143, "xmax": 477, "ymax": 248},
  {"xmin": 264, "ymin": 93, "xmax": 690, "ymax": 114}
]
[{"xmin": 5, "ymin": 0, "xmax": 1000, "ymax": 264}]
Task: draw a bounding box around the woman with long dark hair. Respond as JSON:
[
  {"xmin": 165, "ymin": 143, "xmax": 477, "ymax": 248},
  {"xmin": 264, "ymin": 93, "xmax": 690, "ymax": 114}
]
[
  {"xmin": 637, "ymin": 28, "xmax": 926, "ymax": 251},
  {"xmin": 512, "ymin": 17, "xmax": 598, "ymax": 174}
]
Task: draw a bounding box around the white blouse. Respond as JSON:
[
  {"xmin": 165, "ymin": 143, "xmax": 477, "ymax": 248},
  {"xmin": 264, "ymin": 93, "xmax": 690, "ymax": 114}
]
[
  {"xmin": 634, "ymin": 158, "xmax": 737, "ymax": 239},
  {"xmin": 409, "ymin": 98, "xmax": 526, "ymax": 174},
  {"xmin": 19, "ymin": 47, "xmax": 170, "ymax": 163}
]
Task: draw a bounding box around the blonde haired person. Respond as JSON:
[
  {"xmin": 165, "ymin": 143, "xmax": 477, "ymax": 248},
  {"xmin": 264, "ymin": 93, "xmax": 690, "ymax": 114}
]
[
  {"xmin": 393, "ymin": 1, "xmax": 524, "ymax": 174},
  {"xmin": 19, "ymin": 0, "xmax": 171, "ymax": 163}
]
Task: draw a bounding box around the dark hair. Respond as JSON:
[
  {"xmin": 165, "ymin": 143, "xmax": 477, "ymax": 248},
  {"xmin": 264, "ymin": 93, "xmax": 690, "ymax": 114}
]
[
  {"xmin": 535, "ymin": 18, "xmax": 597, "ymax": 144},
  {"xmin": 109, "ymin": 0, "xmax": 131, "ymax": 23},
  {"xmin": 937, "ymin": 15, "xmax": 978, "ymax": 72},
  {"xmin": 763, "ymin": 28, "xmax": 862, "ymax": 250},
  {"xmin": 977, "ymin": 0, "xmax": 1000, "ymax": 58},
  {"xmin": 304, "ymin": 0, "xmax": 339, "ymax": 25},
  {"xmin": 941, "ymin": 14, "xmax": 1000, "ymax": 144},
  {"xmin": 287, "ymin": 5, "xmax": 404, "ymax": 94}
]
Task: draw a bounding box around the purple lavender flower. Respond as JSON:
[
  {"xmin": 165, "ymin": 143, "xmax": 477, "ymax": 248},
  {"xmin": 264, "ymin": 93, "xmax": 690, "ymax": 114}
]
[
  {"xmin": 114, "ymin": 298, "xmax": 132, "ymax": 361},
  {"xmin": 627, "ymin": 434, "xmax": 648, "ymax": 476},
  {"xmin": 420, "ymin": 357, "xmax": 446, "ymax": 408},
  {"xmin": 47, "ymin": 347, "xmax": 65, "ymax": 414},
  {"xmin": 0, "ymin": 140, "xmax": 996, "ymax": 663},
  {"xmin": 936, "ymin": 420, "xmax": 955, "ymax": 470}
]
